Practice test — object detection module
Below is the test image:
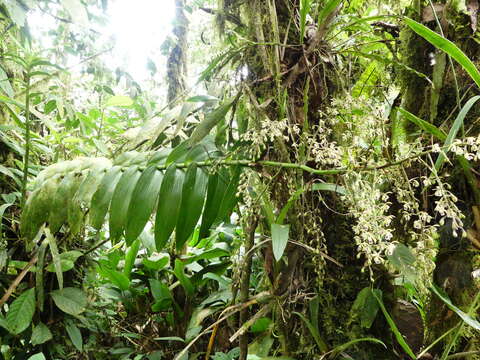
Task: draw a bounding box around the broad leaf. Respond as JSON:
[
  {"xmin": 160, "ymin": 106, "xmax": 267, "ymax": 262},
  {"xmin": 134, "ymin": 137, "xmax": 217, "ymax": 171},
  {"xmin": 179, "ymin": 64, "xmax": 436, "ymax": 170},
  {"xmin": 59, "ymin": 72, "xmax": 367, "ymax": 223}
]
[
  {"xmin": 174, "ymin": 259, "xmax": 194, "ymax": 296},
  {"xmin": 199, "ymin": 170, "xmax": 229, "ymax": 239},
  {"xmin": 189, "ymin": 97, "xmax": 236, "ymax": 145},
  {"xmin": 68, "ymin": 168, "xmax": 108, "ymax": 235},
  {"xmin": 215, "ymin": 167, "xmax": 241, "ymax": 224},
  {"xmin": 50, "ymin": 287, "xmax": 87, "ymax": 316},
  {"xmin": 175, "ymin": 164, "xmax": 208, "ymax": 250},
  {"xmin": 387, "ymin": 243, "xmax": 415, "ymax": 269},
  {"xmin": 124, "ymin": 239, "xmax": 141, "ymax": 279},
  {"xmin": 125, "ymin": 166, "xmax": 163, "ymax": 244},
  {"xmin": 89, "ymin": 166, "xmax": 123, "ymax": 230},
  {"xmin": 21, "ymin": 177, "xmax": 59, "ymax": 241},
  {"xmin": 352, "ymin": 287, "xmax": 381, "ymax": 329},
  {"xmin": 31, "ymin": 323, "xmax": 53, "ymax": 345},
  {"xmin": 27, "ymin": 354, "xmax": 46, "ymax": 360},
  {"xmin": 6, "ymin": 288, "xmax": 36, "ymax": 334},
  {"xmin": 271, "ymin": 224, "xmax": 290, "ymax": 261},
  {"xmin": 48, "ymin": 172, "xmax": 85, "ymax": 233},
  {"xmin": 155, "ymin": 166, "xmax": 185, "ymax": 250},
  {"xmin": 45, "ymin": 250, "xmax": 83, "ymax": 273},
  {"xmin": 66, "ymin": 322, "xmax": 83, "ymax": 351},
  {"xmin": 109, "ymin": 166, "xmax": 141, "ymax": 242},
  {"xmin": 0, "ymin": 66, "xmax": 14, "ymax": 97},
  {"xmin": 100, "ymin": 267, "xmax": 130, "ymax": 290}
]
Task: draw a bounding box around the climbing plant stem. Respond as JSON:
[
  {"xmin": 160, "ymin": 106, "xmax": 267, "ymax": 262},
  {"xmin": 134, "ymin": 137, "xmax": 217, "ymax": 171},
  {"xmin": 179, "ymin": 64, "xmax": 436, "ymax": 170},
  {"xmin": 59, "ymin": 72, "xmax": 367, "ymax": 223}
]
[{"xmin": 21, "ymin": 73, "xmax": 31, "ymax": 208}]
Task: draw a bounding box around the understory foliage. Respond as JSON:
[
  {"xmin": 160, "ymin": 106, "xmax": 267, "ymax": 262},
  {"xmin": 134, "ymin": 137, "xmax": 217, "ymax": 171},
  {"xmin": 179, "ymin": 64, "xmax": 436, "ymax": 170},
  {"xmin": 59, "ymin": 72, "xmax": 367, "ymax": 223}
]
[{"xmin": 1, "ymin": 0, "xmax": 480, "ymax": 359}]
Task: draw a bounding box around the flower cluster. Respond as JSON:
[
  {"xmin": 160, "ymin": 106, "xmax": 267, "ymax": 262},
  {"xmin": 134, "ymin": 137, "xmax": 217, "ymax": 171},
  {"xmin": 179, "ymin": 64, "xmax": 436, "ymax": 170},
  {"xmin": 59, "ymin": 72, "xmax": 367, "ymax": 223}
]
[
  {"xmin": 242, "ymin": 117, "xmax": 289, "ymax": 158},
  {"xmin": 344, "ymin": 172, "xmax": 394, "ymax": 269}
]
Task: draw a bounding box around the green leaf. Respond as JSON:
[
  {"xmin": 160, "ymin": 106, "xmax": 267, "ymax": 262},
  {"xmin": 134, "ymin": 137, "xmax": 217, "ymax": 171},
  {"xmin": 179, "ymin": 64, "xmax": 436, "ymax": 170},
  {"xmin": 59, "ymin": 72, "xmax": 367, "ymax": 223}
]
[
  {"xmin": 100, "ymin": 267, "xmax": 130, "ymax": 290},
  {"xmin": 21, "ymin": 177, "xmax": 59, "ymax": 241},
  {"xmin": 352, "ymin": 287, "xmax": 381, "ymax": 329},
  {"xmin": 318, "ymin": 0, "xmax": 342, "ymax": 25},
  {"xmin": 105, "ymin": 95, "xmax": 134, "ymax": 107},
  {"xmin": 68, "ymin": 170, "xmax": 107, "ymax": 235},
  {"xmin": 35, "ymin": 240, "xmax": 48, "ymax": 312},
  {"xmin": 175, "ymin": 164, "xmax": 208, "ymax": 250},
  {"xmin": 155, "ymin": 166, "xmax": 185, "ymax": 251},
  {"xmin": 188, "ymin": 96, "xmax": 236, "ymax": 145},
  {"xmin": 0, "ymin": 164, "xmax": 16, "ymax": 180},
  {"xmin": 387, "ymin": 243, "xmax": 415, "ymax": 269},
  {"xmin": 299, "ymin": 0, "xmax": 312, "ymax": 42},
  {"xmin": 397, "ymin": 108, "xmax": 447, "ymax": 141},
  {"xmin": 31, "ymin": 322, "xmax": 53, "ymax": 345},
  {"xmin": 187, "ymin": 95, "xmax": 219, "ymax": 102},
  {"xmin": 251, "ymin": 317, "xmax": 272, "ymax": 333},
  {"xmin": 215, "ymin": 167, "xmax": 241, "ymax": 223},
  {"xmin": 50, "ymin": 287, "xmax": 87, "ymax": 316},
  {"xmin": 404, "ymin": 18, "xmax": 480, "ymax": 88},
  {"xmin": 271, "ymin": 224, "xmax": 290, "ymax": 262},
  {"xmin": 27, "ymin": 354, "xmax": 46, "ymax": 360},
  {"xmin": 90, "ymin": 166, "xmax": 123, "ymax": 230},
  {"xmin": 434, "ymin": 96, "xmax": 480, "ymax": 172},
  {"xmin": 109, "ymin": 166, "xmax": 141, "ymax": 242},
  {"xmin": 431, "ymin": 285, "xmax": 480, "ymax": 330},
  {"xmin": 143, "ymin": 254, "xmax": 169, "ymax": 271},
  {"xmin": 149, "ymin": 278, "xmax": 172, "ymax": 305},
  {"xmin": 125, "ymin": 166, "xmax": 163, "ymax": 244},
  {"xmin": 183, "ymin": 247, "xmax": 230, "ymax": 264},
  {"xmin": 66, "ymin": 322, "xmax": 83, "ymax": 351},
  {"xmin": 165, "ymin": 141, "xmax": 192, "ymax": 166},
  {"xmin": 48, "ymin": 172, "xmax": 84, "ymax": 233},
  {"xmin": 45, "ymin": 250, "xmax": 83, "ymax": 273},
  {"xmin": 45, "ymin": 227, "xmax": 63, "ymax": 289},
  {"xmin": 329, "ymin": 338, "xmax": 386, "ymax": 357},
  {"xmin": 6, "ymin": 288, "xmax": 36, "ymax": 334},
  {"xmin": 124, "ymin": 239, "xmax": 141, "ymax": 279},
  {"xmin": 293, "ymin": 311, "xmax": 328, "ymax": 352},
  {"xmin": 199, "ymin": 170, "xmax": 229, "ymax": 239},
  {"xmin": 0, "ymin": 66, "xmax": 14, "ymax": 97},
  {"xmin": 174, "ymin": 259, "xmax": 194, "ymax": 296},
  {"xmin": 373, "ymin": 291, "xmax": 417, "ymax": 359}
]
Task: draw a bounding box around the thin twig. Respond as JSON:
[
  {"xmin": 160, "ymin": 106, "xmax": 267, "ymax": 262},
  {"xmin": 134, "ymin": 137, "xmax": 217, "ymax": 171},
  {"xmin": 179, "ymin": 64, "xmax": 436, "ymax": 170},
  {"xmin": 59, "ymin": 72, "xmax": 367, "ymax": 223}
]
[
  {"xmin": 0, "ymin": 255, "xmax": 38, "ymax": 307},
  {"xmin": 239, "ymin": 215, "xmax": 259, "ymax": 360}
]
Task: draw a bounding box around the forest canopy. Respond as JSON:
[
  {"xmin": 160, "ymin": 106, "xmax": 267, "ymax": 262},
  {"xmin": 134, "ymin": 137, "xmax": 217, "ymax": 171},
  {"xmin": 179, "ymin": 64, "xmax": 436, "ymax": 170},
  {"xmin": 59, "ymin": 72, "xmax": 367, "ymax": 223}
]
[{"xmin": 1, "ymin": 0, "xmax": 480, "ymax": 359}]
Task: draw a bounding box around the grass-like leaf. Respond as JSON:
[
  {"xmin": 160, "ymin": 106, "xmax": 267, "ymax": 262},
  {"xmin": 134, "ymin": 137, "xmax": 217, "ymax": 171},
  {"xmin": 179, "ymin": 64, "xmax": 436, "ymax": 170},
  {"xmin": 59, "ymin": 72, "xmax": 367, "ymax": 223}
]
[
  {"xmin": 373, "ymin": 291, "xmax": 417, "ymax": 359},
  {"xmin": 404, "ymin": 18, "xmax": 480, "ymax": 88},
  {"xmin": 434, "ymin": 95, "xmax": 480, "ymax": 172}
]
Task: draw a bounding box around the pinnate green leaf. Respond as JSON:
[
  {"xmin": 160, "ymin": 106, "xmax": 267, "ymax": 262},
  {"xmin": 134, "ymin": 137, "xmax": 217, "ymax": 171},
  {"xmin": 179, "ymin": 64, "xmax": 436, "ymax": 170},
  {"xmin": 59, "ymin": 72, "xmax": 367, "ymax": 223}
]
[
  {"xmin": 155, "ymin": 166, "xmax": 185, "ymax": 251},
  {"xmin": 89, "ymin": 166, "xmax": 123, "ymax": 230},
  {"xmin": 175, "ymin": 164, "xmax": 208, "ymax": 250},
  {"xmin": 109, "ymin": 166, "xmax": 141, "ymax": 242},
  {"xmin": 125, "ymin": 166, "xmax": 163, "ymax": 244}
]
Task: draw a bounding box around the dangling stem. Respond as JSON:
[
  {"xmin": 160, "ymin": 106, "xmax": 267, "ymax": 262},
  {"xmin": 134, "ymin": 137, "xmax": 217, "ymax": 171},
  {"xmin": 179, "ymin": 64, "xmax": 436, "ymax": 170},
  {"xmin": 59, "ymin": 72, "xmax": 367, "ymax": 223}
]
[
  {"xmin": 239, "ymin": 215, "xmax": 259, "ymax": 360},
  {"xmin": 21, "ymin": 73, "xmax": 31, "ymax": 208}
]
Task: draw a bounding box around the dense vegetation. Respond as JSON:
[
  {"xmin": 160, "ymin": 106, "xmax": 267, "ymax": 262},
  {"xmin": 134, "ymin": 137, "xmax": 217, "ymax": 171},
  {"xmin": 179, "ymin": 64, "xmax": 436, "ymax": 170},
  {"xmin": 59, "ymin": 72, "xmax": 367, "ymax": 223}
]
[{"xmin": 1, "ymin": 0, "xmax": 480, "ymax": 359}]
